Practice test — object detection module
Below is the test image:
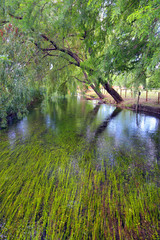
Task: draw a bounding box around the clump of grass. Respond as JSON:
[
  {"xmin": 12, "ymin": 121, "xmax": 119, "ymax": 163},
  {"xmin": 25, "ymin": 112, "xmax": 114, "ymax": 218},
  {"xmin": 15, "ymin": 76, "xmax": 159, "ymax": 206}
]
[{"xmin": 0, "ymin": 126, "xmax": 160, "ymax": 239}]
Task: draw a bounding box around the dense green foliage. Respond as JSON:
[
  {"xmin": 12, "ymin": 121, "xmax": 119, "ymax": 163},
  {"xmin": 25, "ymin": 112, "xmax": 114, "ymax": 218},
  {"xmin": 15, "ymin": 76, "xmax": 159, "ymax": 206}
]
[
  {"xmin": 0, "ymin": 25, "xmax": 45, "ymax": 127},
  {"xmin": 0, "ymin": 2, "xmax": 160, "ymax": 238},
  {"xmin": 102, "ymin": 0, "xmax": 160, "ymax": 88},
  {"xmin": 0, "ymin": 0, "xmax": 159, "ymax": 125}
]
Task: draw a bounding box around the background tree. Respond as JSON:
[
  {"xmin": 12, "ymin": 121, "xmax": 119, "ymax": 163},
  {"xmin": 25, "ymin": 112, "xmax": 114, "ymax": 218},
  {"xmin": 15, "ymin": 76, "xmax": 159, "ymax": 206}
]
[{"xmin": 102, "ymin": 0, "xmax": 160, "ymax": 89}]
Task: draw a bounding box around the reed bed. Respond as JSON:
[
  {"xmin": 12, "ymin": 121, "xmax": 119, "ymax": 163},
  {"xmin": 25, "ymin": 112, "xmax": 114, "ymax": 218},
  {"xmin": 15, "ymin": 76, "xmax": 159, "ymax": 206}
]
[{"xmin": 0, "ymin": 127, "xmax": 160, "ymax": 240}]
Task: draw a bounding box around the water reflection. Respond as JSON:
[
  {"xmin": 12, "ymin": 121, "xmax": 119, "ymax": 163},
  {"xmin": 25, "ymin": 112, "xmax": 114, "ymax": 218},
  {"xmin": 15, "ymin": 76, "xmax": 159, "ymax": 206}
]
[{"xmin": 1, "ymin": 97, "xmax": 160, "ymax": 165}]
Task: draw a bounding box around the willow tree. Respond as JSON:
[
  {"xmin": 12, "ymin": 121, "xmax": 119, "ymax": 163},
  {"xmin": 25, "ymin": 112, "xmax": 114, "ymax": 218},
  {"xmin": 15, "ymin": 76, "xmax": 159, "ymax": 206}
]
[
  {"xmin": 101, "ymin": 0, "xmax": 160, "ymax": 89},
  {"xmin": 1, "ymin": 0, "xmax": 159, "ymax": 103},
  {"xmin": 0, "ymin": 23, "xmax": 32, "ymax": 127},
  {"xmin": 0, "ymin": 18, "xmax": 49, "ymax": 127},
  {"xmin": 0, "ymin": 0, "xmax": 125, "ymax": 102}
]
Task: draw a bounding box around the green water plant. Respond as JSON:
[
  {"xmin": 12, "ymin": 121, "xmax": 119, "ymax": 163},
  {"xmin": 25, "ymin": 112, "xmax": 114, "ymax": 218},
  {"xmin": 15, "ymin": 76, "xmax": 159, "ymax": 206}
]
[{"xmin": 0, "ymin": 124, "xmax": 159, "ymax": 239}]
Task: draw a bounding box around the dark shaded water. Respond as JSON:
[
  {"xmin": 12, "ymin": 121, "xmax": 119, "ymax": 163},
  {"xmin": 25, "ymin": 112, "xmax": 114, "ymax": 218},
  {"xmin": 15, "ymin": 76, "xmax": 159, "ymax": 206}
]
[{"xmin": 1, "ymin": 97, "xmax": 160, "ymax": 165}]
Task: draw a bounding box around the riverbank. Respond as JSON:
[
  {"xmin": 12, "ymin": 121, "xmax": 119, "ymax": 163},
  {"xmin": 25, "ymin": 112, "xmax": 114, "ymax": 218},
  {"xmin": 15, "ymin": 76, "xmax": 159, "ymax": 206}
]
[
  {"xmin": 84, "ymin": 90, "xmax": 160, "ymax": 116},
  {"xmin": 0, "ymin": 96, "xmax": 44, "ymax": 129}
]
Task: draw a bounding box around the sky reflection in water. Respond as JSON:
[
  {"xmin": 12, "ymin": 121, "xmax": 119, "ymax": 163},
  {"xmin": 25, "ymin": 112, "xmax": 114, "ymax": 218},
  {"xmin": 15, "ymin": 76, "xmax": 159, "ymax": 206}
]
[{"xmin": 2, "ymin": 97, "xmax": 160, "ymax": 165}]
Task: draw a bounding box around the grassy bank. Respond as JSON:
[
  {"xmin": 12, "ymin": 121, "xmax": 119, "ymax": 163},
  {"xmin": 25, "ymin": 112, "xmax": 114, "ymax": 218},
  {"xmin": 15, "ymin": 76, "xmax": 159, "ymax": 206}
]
[
  {"xmin": 0, "ymin": 126, "xmax": 160, "ymax": 239},
  {"xmin": 84, "ymin": 89, "xmax": 160, "ymax": 116}
]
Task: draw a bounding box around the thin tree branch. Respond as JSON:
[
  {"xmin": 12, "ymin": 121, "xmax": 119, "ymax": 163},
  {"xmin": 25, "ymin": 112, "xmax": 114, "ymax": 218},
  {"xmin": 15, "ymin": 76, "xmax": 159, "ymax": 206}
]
[
  {"xmin": 0, "ymin": 20, "xmax": 9, "ymax": 25},
  {"xmin": 35, "ymin": 41, "xmax": 80, "ymax": 67},
  {"xmin": 41, "ymin": 2, "xmax": 48, "ymax": 14},
  {"xmin": 9, "ymin": 13, "xmax": 23, "ymax": 20},
  {"xmin": 40, "ymin": 34, "xmax": 81, "ymax": 66},
  {"xmin": 54, "ymin": 63, "xmax": 73, "ymax": 72},
  {"xmin": 41, "ymin": 52, "xmax": 79, "ymax": 67},
  {"xmin": 71, "ymin": 76, "xmax": 86, "ymax": 83}
]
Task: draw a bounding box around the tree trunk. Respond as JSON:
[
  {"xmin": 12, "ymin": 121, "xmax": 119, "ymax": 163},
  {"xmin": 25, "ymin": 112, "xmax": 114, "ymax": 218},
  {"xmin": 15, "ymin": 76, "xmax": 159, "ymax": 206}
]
[
  {"xmin": 35, "ymin": 34, "xmax": 123, "ymax": 103},
  {"xmin": 90, "ymin": 84, "xmax": 105, "ymax": 99},
  {"xmin": 102, "ymin": 81, "xmax": 123, "ymax": 103},
  {"xmin": 83, "ymin": 71, "xmax": 105, "ymax": 99}
]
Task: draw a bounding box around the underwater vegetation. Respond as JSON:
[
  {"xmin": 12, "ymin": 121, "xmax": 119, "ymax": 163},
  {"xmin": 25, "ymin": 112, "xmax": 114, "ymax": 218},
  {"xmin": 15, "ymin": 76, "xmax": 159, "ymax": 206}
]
[
  {"xmin": 0, "ymin": 127, "xmax": 160, "ymax": 240},
  {"xmin": 0, "ymin": 99, "xmax": 160, "ymax": 239}
]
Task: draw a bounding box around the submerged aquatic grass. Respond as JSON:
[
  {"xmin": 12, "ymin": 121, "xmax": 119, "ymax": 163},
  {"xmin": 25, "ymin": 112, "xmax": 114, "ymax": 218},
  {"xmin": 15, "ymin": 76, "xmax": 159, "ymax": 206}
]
[
  {"xmin": 0, "ymin": 99, "xmax": 160, "ymax": 239},
  {"xmin": 0, "ymin": 128, "xmax": 159, "ymax": 240}
]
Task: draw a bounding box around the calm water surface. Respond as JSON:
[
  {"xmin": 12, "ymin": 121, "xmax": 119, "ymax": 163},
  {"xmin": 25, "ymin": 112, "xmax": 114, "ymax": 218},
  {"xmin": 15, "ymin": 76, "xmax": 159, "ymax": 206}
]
[
  {"xmin": 1, "ymin": 97, "xmax": 160, "ymax": 165},
  {"xmin": 1, "ymin": 97, "xmax": 160, "ymax": 239}
]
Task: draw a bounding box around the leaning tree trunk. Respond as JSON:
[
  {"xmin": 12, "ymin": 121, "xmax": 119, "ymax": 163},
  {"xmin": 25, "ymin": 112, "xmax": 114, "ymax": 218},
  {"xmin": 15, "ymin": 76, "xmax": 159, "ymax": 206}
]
[
  {"xmin": 90, "ymin": 83, "xmax": 105, "ymax": 99},
  {"xmin": 83, "ymin": 71, "xmax": 105, "ymax": 99},
  {"xmin": 102, "ymin": 81, "xmax": 123, "ymax": 104}
]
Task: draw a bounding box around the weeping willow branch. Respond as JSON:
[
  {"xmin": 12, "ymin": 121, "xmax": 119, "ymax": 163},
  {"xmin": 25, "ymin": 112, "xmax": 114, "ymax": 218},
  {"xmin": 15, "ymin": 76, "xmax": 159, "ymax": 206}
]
[
  {"xmin": 54, "ymin": 63, "xmax": 74, "ymax": 72},
  {"xmin": 71, "ymin": 76, "xmax": 86, "ymax": 84},
  {"xmin": 9, "ymin": 13, "xmax": 23, "ymax": 20},
  {"xmin": 40, "ymin": 34, "xmax": 81, "ymax": 66}
]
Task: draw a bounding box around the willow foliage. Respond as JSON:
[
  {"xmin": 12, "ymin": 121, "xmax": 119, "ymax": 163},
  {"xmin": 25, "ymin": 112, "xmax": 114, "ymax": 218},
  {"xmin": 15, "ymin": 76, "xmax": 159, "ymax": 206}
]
[{"xmin": 0, "ymin": 0, "xmax": 159, "ymax": 126}]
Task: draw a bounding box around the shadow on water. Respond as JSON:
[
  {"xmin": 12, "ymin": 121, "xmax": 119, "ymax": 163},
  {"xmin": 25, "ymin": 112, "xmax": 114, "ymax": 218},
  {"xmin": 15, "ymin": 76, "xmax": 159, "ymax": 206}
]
[
  {"xmin": 94, "ymin": 107, "xmax": 122, "ymax": 137},
  {"xmin": 81, "ymin": 106, "xmax": 122, "ymax": 150}
]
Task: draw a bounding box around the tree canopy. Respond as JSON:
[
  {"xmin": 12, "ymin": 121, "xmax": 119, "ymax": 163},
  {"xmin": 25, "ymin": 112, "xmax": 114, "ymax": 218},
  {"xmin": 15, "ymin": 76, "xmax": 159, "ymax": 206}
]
[{"xmin": 0, "ymin": 0, "xmax": 160, "ymax": 126}]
